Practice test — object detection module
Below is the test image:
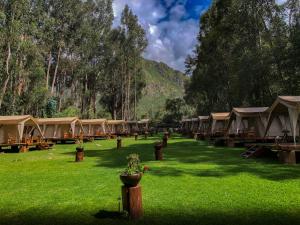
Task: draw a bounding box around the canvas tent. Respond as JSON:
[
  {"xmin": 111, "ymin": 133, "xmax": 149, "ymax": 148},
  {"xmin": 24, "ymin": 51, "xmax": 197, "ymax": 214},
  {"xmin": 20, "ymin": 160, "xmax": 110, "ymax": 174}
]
[
  {"xmin": 138, "ymin": 119, "xmax": 150, "ymax": 133},
  {"xmin": 226, "ymin": 107, "xmax": 269, "ymax": 137},
  {"xmin": 180, "ymin": 119, "xmax": 190, "ymax": 133},
  {"xmin": 126, "ymin": 121, "xmax": 139, "ymax": 134},
  {"xmin": 197, "ymin": 116, "xmax": 210, "ymax": 133},
  {"xmin": 80, "ymin": 119, "xmax": 107, "ymax": 138},
  {"xmin": 264, "ymin": 96, "xmax": 300, "ymax": 143},
  {"xmin": 183, "ymin": 118, "xmax": 194, "ymax": 132},
  {"xmin": 209, "ymin": 112, "xmax": 230, "ymax": 135},
  {"xmin": 106, "ymin": 120, "xmax": 126, "ymax": 135},
  {"xmin": 0, "ymin": 115, "xmax": 43, "ymax": 145},
  {"xmin": 36, "ymin": 117, "xmax": 83, "ymax": 140},
  {"xmin": 190, "ymin": 118, "xmax": 200, "ymax": 133}
]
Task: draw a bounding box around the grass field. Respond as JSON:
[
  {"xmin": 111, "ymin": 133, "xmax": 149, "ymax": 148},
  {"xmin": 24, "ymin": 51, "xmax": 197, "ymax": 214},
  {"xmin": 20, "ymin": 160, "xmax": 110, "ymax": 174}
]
[{"xmin": 0, "ymin": 135, "xmax": 300, "ymax": 225}]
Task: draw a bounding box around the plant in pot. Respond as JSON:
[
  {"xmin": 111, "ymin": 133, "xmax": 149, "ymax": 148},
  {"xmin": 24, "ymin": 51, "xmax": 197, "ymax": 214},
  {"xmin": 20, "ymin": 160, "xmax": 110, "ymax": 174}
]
[{"xmin": 120, "ymin": 154, "xmax": 145, "ymax": 187}]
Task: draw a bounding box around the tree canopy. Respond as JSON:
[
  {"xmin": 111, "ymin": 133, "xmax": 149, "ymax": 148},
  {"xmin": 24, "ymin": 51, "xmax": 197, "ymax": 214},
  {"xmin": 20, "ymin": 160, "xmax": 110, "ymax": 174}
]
[
  {"xmin": 185, "ymin": 0, "xmax": 300, "ymax": 114},
  {"xmin": 0, "ymin": 1, "xmax": 147, "ymax": 120}
]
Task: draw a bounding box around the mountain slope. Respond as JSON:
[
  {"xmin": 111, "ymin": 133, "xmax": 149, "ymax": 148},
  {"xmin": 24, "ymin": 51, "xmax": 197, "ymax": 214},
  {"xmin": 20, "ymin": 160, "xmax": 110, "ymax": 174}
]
[{"xmin": 137, "ymin": 59, "xmax": 187, "ymax": 119}]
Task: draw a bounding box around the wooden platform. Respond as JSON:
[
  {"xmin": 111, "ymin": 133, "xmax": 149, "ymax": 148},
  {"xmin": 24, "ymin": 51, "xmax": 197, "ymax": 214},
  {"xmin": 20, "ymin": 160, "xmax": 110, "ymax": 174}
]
[
  {"xmin": 0, "ymin": 141, "xmax": 53, "ymax": 153},
  {"xmin": 243, "ymin": 143, "xmax": 300, "ymax": 165}
]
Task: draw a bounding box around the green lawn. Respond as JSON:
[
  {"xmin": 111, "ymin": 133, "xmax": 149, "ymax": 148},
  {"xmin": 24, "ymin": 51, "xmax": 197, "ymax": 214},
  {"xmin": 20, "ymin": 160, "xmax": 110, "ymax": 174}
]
[{"xmin": 0, "ymin": 135, "xmax": 300, "ymax": 225}]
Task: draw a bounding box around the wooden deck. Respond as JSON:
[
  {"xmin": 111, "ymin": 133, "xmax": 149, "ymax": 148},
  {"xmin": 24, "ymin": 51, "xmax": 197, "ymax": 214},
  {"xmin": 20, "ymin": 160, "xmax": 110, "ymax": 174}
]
[{"xmin": 0, "ymin": 141, "xmax": 53, "ymax": 153}]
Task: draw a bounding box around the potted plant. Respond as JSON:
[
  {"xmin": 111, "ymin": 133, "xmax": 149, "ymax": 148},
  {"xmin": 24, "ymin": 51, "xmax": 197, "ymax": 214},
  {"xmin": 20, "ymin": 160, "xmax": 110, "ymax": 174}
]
[
  {"xmin": 120, "ymin": 154, "xmax": 145, "ymax": 187},
  {"xmin": 75, "ymin": 138, "xmax": 84, "ymax": 162}
]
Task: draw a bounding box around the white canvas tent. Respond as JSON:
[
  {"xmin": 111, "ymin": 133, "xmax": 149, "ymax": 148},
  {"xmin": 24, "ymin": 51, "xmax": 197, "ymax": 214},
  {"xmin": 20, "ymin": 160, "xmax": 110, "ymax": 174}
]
[
  {"xmin": 106, "ymin": 120, "xmax": 126, "ymax": 135},
  {"xmin": 226, "ymin": 107, "xmax": 269, "ymax": 137},
  {"xmin": 190, "ymin": 118, "xmax": 200, "ymax": 133},
  {"xmin": 80, "ymin": 119, "xmax": 106, "ymax": 137},
  {"xmin": 209, "ymin": 112, "xmax": 230, "ymax": 135},
  {"xmin": 126, "ymin": 121, "xmax": 139, "ymax": 134},
  {"xmin": 36, "ymin": 117, "xmax": 83, "ymax": 140},
  {"xmin": 198, "ymin": 116, "xmax": 210, "ymax": 133},
  {"xmin": 265, "ymin": 96, "xmax": 300, "ymax": 143},
  {"xmin": 0, "ymin": 115, "xmax": 43, "ymax": 144},
  {"xmin": 180, "ymin": 118, "xmax": 191, "ymax": 133},
  {"xmin": 138, "ymin": 119, "xmax": 150, "ymax": 133}
]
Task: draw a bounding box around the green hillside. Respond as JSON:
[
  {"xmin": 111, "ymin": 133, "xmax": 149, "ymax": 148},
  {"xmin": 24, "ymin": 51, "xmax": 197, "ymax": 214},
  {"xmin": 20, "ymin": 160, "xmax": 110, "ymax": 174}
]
[{"xmin": 137, "ymin": 59, "xmax": 187, "ymax": 119}]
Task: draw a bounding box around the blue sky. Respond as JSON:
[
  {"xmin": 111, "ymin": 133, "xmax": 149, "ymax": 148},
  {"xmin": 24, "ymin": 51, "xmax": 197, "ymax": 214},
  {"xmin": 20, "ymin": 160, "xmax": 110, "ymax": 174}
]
[
  {"xmin": 113, "ymin": 0, "xmax": 212, "ymax": 72},
  {"xmin": 113, "ymin": 0, "xmax": 287, "ymax": 72}
]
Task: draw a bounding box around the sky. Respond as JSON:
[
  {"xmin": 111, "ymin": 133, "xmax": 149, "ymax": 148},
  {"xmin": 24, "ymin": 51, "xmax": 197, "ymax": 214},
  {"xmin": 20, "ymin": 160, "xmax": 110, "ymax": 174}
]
[
  {"xmin": 113, "ymin": 0, "xmax": 212, "ymax": 72},
  {"xmin": 112, "ymin": 0, "xmax": 287, "ymax": 72}
]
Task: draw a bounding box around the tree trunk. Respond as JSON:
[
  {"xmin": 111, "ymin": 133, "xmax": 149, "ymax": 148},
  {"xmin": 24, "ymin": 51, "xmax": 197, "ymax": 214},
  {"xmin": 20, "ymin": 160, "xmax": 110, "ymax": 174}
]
[
  {"xmin": 0, "ymin": 43, "xmax": 12, "ymax": 108},
  {"xmin": 46, "ymin": 51, "xmax": 52, "ymax": 90},
  {"xmin": 51, "ymin": 46, "xmax": 62, "ymax": 95}
]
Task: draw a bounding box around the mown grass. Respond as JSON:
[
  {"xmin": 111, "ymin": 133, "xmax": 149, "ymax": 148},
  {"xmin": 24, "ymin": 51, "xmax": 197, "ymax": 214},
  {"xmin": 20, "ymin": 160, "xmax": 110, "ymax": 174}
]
[{"xmin": 0, "ymin": 134, "xmax": 300, "ymax": 225}]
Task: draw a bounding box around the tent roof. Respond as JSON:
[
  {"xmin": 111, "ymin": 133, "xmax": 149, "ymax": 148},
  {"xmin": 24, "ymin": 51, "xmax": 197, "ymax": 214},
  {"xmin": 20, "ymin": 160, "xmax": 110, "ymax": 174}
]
[
  {"xmin": 0, "ymin": 115, "xmax": 36, "ymax": 125},
  {"xmin": 269, "ymin": 96, "xmax": 300, "ymax": 113},
  {"xmin": 278, "ymin": 96, "xmax": 300, "ymax": 103},
  {"xmin": 199, "ymin": 116, "xmax": 209, "ymax": 121},
  {"xmin": 126, "ymin": 121, "xmax": 138, "ymax": 124},
  {"xmin": 233, "ymin": 107, "xmax": 269, "ymax": 114},
  {"xmin": 138, "ymin": 119, "xmax": 150, "ymax": 124},
  {"xmin": 81, "ymin": 119, "xmax": 106, "ymax": 125},
  {"xmin": 107, "ymin": 120, "xmax": 125, "ymax": 125},
  {"xmin": 264, "ymin": 96, "xmax": 300, "ymax": 137},
  {"xmin": 37, "ymin": 117, "xmax": 80, "ymax": 124},
  {"xmin": 210, "ymin": 112, "xmax": 230, "ymax": 120}
]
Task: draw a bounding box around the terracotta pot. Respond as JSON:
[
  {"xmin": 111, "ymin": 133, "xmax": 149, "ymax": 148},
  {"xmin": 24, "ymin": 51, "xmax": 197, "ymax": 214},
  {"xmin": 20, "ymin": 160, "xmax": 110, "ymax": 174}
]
[
  {"xmin": 120, "ymin": 173, "xmax": 142, "ymax": 187},
  {"xmin": 76, "ymin": 147, "xmax": 84, "ymax": 162}
]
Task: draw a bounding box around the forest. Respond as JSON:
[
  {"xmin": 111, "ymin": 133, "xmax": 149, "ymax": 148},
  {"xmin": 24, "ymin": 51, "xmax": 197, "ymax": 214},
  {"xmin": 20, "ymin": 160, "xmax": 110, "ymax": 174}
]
[
  {"xmin": 1, "ymin": 0, "xmax": 300, "ymax": 122},
  {"xmin": 185, "ymin": 0, "xmax": 300, "ymax": 114},
  {"xmin": 0, "ymin": 0, "xmax": 147, "ymax": 120}
]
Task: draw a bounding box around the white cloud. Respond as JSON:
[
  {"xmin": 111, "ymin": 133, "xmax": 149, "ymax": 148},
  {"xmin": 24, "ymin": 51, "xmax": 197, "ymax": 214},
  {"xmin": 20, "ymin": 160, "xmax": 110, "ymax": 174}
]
[
  {"xmin": 112, "ymin": 0, "xmax": 200, "ymax": 72},
  {"xmin": 275, "ymin": 0, "xmax": 287, "ymax": 5}
]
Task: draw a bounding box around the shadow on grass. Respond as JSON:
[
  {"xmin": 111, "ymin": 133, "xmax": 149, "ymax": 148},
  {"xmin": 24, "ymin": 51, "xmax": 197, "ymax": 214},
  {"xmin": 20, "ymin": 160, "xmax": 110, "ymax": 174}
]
[
  {"xmin": 1, "ymin": 208, "xmax": 300, "ymax": 225},
  {"xmin": 62, "ymin": 136, "xmax": 300, "ymax": 181}
]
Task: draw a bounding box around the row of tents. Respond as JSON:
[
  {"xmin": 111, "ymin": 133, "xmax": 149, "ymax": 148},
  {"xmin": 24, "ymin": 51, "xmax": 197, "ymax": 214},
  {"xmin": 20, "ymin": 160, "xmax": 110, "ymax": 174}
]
[
  {"xmin": 180, "ymin": 96, "xmax": 300, "ymax": 144},
  {"xmin": 0, "ymin": 117, "xmax": 150, "ymax": 150}
]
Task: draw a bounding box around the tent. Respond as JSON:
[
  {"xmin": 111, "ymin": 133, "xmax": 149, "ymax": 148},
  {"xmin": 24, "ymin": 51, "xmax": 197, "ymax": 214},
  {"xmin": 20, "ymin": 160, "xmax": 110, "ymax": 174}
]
[
  {"xmin": 190, "ymin": 118, "xmax": 200, "ymax": 133},
  {"xmin": 106, "ymin": 120, "xmax": 126, "ymax": 135},
  {"xmin": 198, "ymin": 116, "xmax": 210, "ymax": 133},
  {"xmin": 264, "ymin": 96, "xmax": 300, "ymax": 143},
  {"xmin": 80, "ymin": 119, "xmax": 107, "ymax": 137},
  {"xmin": 226, "ymin": 107, "xmax": 269, "ymax": 137},
  {"xmin": 0, "ymin": 115, "xmax": 43, "ymax": 144},
  {"xmin": 138, "ymin": 119, "xmax": 150, "ymax": 133},
  {"xmin": 180, "ymin": 118, "xmax": 191, "ymax": 133},
  {"xmin": 126, "ymin": 121, "xmax": 139, "ymax": 134},
  {"xmin": 209, "ymin": 112, "xmax": 230, "ymax": 135},
  {"xmin": 36, "ymin": 117, "xmax": 83, "ymax": 140}
]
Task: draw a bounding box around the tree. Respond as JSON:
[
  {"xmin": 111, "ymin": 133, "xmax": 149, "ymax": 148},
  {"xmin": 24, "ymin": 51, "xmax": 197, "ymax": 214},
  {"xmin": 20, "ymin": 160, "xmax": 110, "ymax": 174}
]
[
  {"xmin": 185, "ymin": 0, "xmax": 300, "ymax": 115},
  {"xmin": 100, "ymin": 5, "xmax": 147, "ymax": 120}
]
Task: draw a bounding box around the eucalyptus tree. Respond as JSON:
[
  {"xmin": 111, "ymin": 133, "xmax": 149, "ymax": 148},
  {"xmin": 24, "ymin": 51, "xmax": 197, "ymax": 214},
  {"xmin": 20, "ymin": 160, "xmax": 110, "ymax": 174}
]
[
  {"xmin": 100, "ymin": 5, "xmax": 147, "ymax": 120},
  {"xmin": 185, "ymin": 0, "xmax": 299, "ymax": 115}
]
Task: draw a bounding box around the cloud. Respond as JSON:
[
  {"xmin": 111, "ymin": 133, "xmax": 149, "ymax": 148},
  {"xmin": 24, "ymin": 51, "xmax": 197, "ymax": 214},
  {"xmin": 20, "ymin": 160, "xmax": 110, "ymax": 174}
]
[
  {"xmin": 112, "ymin": 0, "xmax": 208, "ymax": 72},
  {"xmin": 275, "ymin": 0, "xmax": 287, "ymax": 5}
]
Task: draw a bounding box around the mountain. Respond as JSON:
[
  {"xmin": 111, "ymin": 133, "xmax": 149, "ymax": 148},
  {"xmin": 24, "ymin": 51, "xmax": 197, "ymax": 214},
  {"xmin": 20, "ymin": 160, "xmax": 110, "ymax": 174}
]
[{"xmin": 137, "ymin": 59, "xmax": 187, "ymax": 119}]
